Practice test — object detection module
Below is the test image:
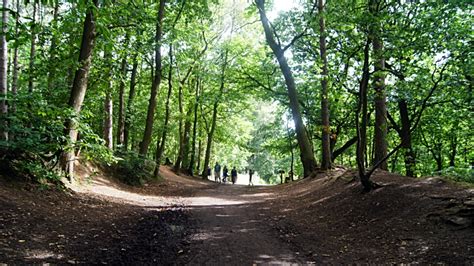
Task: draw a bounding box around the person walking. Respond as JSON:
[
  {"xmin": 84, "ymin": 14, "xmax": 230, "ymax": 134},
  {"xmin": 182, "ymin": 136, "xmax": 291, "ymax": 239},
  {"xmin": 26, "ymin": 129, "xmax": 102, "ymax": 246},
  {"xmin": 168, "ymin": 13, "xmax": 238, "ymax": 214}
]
[
  {"xmin": 231, "ymin": 167, "xmax": 237, "ymax": 184},
  {"xmin": 214, "ymin": 162, "xmax": 221, "ymax": 183},
  {"xmin": 223, "ymin": 166, "xmax": 229, "ymax": 183},
  {"xmin": 248, "ymin": 169, "xmax": 254, "ymax": 186}
]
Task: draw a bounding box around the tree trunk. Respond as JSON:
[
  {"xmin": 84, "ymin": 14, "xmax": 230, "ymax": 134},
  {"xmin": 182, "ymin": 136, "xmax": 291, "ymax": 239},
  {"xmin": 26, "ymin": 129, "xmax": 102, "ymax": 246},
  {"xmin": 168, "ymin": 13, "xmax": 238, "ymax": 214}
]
[
  {"xmin": 202, "ymin": 107, "xmax": 217, "ymax": 179},
  {"xmin": 370, "ymin": 0, "xmax": 388, "ymax": 170},
  {"xmin": 257, "ymin": 0, "xmax": 317, "ymax": 177},
  {"xmin": 286, "ymin": 118, "xmax": 295, "ymax": 180},
  {"xmin": 116, "ymin": 36, "xmax": 129, "ymax": 148},
  {"xmin": 139, "ymin": 0, "xmax": 165, "ymax": 156},
  {"xmin": 174, "ymin": 77, "xmax": 184, "ymax": 171},
  {"xmin": 0, "ymin": 0, "xmax": 8, "ymax": 141},
  {"xmin": 180, "ymin": 104, "xmax": 193, "ymax": 171},
  {"xmin": 201, "ymin": 50, "xmax": 228, "ymax": 179},
  {"xmin": 318, "ymin": 0, "xmax": 331, "ymax": 170},
  {"xmin": 46, "ymin": 1, "xmax": 59, "ymax": 93},
  {"xmin": 356, "ymin": 40, "xmax": 372, "ymax": 191},
  {"xmin": 449, "ymin": 135, "xmax": 457, "ymax": 167},
  {"xmin": 60, "ymin": 0, "xmax": 98, "ymax": 179},
  {"xmin": 103, "ymin": 90, "xmax": 113, "ymax": 150},
  {"xmin": 331, "ymin": 136, "xmax": 357, "ymax": 162},
  {"xmin": 28, "ymin": 1, "xmax": 37, "ymax": 94},
  {"xmin": 188, "ymin": 77, "xmax": 200, "ymax": 175},
  {"xmin": 398, "ymin": 99, "xmax": 416, "ymax": 177},
  {"xmin": 102, "ymin": 51, "xmax": 113, "ymax": 150},
  {"xmin": 11, "ymin": 0, "xmax": 19, "ymax": 116},
  {"xmin": 434, "ymin": 146, "xmax": 443, "ymax": 172},
  {"xmin": 154, "ymin": 45, "xmax": 173, "ymax": 177},
  {"xmin": 197, "ymin": 138, "xmax": 202, "ymax": 175},
  {"xmin": 124, "ymin": 53, "xmax": 138, "ymax": 151}
]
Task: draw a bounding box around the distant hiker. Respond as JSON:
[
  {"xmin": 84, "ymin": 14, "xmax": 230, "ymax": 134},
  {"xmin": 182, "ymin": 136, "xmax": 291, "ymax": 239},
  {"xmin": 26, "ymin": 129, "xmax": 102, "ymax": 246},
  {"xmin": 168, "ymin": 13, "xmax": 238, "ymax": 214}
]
[
  {"xmin": 207, "ymin": 167, "xmax": 211, "ymax": 179},
  {"xmin": 248, "ymin": 169, "xmax": 254, "ymax": 186},
  {"xmin": 231, "ymin": 167, "xmax": 237, "ymax": 184},
  {"xmin": 223, "ymin": 166, "xmax": 229, "ymax": 183},
  {"xmin": 214, "ymin": 162, "xmax": 221, "ymax": 183}
]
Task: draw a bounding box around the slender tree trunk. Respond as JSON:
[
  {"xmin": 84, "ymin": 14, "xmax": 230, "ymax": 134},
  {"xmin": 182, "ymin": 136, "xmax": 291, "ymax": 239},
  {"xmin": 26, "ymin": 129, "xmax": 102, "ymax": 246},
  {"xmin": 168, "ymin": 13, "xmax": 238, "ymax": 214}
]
[
  {"xmin": 201, "ymin": 51, "xmax": 228, "ymax": 179},
  {"xmin": 180, "ymin": 104, "xmax": 193, "ymax": 170},
  {"xmin": 124, "ymin": 54, "xmax": 138, "ymax": 151},
  {"xmin": 139, "ymin": 0, "xmax": 165, "ymax": 156},
  {"xmin": 449, "ymin": 135, "xmax": 457, "ymax": 167},
  {"xmin": 398, "ymin": 99, "xmax": 416, "ymax": 177},
  {"xmin": 11, "ymin": 0, "xmax": 19, "ymax": 117},
  {"xmin": 286, "ymin": 118, "xmax": 295, "ymax": 180},
  {"xmin": 174, "ymin": 78, "xmax": 185, "ymax": 171},
  {"xmin": 60, "ymin": 0, "xmax": 98, "ymax": 179},
  {"xmin": 0, "ymin": 0, "xmax": 8, "ymax": 141},
  {"xmin": 46, "ymin": 1, "xmax": 59, "ymax": 93},
  {"xmin": 116, "ymin": 37, "xmax": 129, "ymax": 147},
  {"xmin": 356, "ymin": 40, "xmax": 372, "ymax": 191},
  {"xmin": 257, "ymin": 0, "xmax": 317, "ymax": 177},
  {"xmin": 370, "ymin": 0, "xmax": 388, "ymax": 170},
  {"xmin": 28, "ymin": 1, "xmax": 37, "ymax": 94},
  {"xmin": 390, "ymin": 149, "xmax": 399, "ymax": 173},
  {"xmin": 188, "ymin": 77, "xmax": 200, "ymax": 175},
  {"xmin": 197, "ymin": 138, "xmax": 202, "ymax": 174},
  {"xmin": 103, "ymin": 90, "xmax": 113, "ymax": 149},
  {"xmin": 318, "ymin": 0, "xmax": 331, "ymax": 170},
  {"xmin": 102, "ymin": 51, "xmax": 113, "ymax": 150},
  {"xmin": 434, "ymin": 145, "xmax": 443, "ymax": 172},
  {"xmin": 154, "ymin": 45, "xmax": 173, "ymax": 177},
  {"xmin": 331, "ymin": 136, "xmax": 357, "ymax": 162},
  {"xmin": 202, "ymin": 104, "xmax": 217, "ymax": 179}
]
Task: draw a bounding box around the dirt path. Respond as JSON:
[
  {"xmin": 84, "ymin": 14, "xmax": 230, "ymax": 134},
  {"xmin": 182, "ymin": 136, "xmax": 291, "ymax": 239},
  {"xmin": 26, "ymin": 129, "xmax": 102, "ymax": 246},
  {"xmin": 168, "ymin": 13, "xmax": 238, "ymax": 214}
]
[
  {"xmin": 1, "ymin": 165, "xmax": 473, "ymax": 264},
  {"xmin": 74, "ymin": 165, "xmax": 309, "ymax": 264},
  {"xmin": 177, "ymin": 185, "xmax": 308, "ymax": 264}
]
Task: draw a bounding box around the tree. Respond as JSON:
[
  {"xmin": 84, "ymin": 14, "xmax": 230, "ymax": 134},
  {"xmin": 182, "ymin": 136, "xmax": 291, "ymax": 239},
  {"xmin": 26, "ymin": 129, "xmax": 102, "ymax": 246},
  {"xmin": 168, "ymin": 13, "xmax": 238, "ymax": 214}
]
[
  {"xmin": 369, "ymin": 0, "xmax": 388, "ymax": 170},
  {"xmin": 256, "ymin": 0, "xmax": 318, "ymax": 177},
  {"xmin": 0, "ymin": 0, "xmax": 8, "ymax": 142},
  {"xmin": 60, "ymin": 0, "xmax": 99, "ymax": 179},
  {"xmin": 318, "ymin": 0, "xmax": 331, "ymax": 170},
  {"xmin": 139, "ymin": 0, "xmax": 166, "ymax": 156}
]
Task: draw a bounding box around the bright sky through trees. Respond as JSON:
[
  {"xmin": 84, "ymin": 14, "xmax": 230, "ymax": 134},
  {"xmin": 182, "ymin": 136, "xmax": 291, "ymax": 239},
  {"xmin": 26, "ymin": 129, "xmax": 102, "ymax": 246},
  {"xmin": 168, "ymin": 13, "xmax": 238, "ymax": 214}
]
[{"xmin": 268, "ymin": 0, "xmax": 299, "ymax": 20}]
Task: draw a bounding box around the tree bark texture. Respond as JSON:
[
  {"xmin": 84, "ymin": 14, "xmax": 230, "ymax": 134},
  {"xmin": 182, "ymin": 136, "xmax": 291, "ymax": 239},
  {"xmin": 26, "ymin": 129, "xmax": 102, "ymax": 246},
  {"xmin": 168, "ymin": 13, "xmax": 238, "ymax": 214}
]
[
  {"xmin": 124, "ymin": 54, "xmax": 138, "ymax": 151},
  {"xmin": 11, "ymin": 0, "xmax": 19, "ymax": 116},
  {"xmin": 398, "ymin": 99, "xmax": 416, "ymax": 177},
  {"xmin": 0, "ymin": 0, "xmax": 8, "ymax": 141},
  {"xmin": 180, "ymin": 103, "xmax": 193, "ymax": 171},
  {"xmin": 60, "ymin": 0, "xmax": 98, "ymax": 179},
  {"xmin": 370, "ymin": 0, "xmax": 388, "ymax": 170},
  {"xmin": 46, "ymin": 1, "xmax": 59, "ymax": 93},
  {"xmin": 154, "ymin": 45, "xmax": 173, "ymax": 177},
  {"xmin": 188, "ymin": 77, "xmax": 200, "ymax": 175},
  {"xmin": 139, "ymin": 0, "xmax": 165, "ymax": 156},
  {"xmin": 356, "ymin": 40, "xmax": 372, "ymax": 191},
  {"xmin": 257, "ymin": 0, "xmax": 317, "ymax": 177},
  {"xmin": 116, "ymin": 37, "xmax": 129, "ymax": 147},
  {"xmin": 318, "ymin": 0, "xmax": 331, "ymax": 170},
  {"xmin": 28, "ymin": 1, "xmax": 37, "ymax": 94},
  {"xmin": 103, "ymin": 52, "xmax": 113, "ymax": 150}
]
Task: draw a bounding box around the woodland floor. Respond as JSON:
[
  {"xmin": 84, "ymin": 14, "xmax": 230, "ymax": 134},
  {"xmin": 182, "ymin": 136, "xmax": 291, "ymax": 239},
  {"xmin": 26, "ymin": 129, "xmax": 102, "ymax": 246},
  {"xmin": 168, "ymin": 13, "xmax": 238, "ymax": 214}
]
[{"xmin": 0, "ymin": 164, "xmax": 473, "ymax": 264}]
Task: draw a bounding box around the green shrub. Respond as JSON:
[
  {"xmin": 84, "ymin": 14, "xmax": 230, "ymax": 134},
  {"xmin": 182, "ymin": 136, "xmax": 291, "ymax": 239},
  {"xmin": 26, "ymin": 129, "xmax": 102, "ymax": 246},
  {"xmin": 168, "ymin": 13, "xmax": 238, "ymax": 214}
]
[
  {"xmin": 434, "ymin": 167, "xmax": 474, "ymax": 184},
  {"xmin": 112, "ymin": 151, "xmax": 154, "ymax": 186}
]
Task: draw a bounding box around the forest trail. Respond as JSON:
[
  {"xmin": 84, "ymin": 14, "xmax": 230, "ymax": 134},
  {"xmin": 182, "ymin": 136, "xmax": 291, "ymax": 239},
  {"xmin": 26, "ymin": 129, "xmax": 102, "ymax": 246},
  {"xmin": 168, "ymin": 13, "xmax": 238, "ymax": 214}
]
[
  {"xmin": 1, "ymin": 164, "xmax": 474, "ymax": 264},
  {"xmin": 72, "ymin": 165, "xmax": 308, "ymax": 264}
]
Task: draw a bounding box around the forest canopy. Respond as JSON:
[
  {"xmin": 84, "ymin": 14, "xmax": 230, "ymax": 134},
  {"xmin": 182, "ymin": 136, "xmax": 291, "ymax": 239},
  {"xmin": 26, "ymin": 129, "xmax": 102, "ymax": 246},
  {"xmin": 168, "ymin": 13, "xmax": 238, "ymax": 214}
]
[{"xmin": 0, "ymin": 0, "xmax": 472, "ymax": 186}]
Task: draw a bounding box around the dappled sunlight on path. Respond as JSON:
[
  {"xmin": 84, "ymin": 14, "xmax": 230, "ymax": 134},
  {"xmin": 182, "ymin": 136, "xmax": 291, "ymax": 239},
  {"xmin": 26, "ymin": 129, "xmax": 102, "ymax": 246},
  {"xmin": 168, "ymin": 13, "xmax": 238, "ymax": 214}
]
[{"xmin": 67, "ymin": 165, "xmax": 306, "ymax": 264}]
